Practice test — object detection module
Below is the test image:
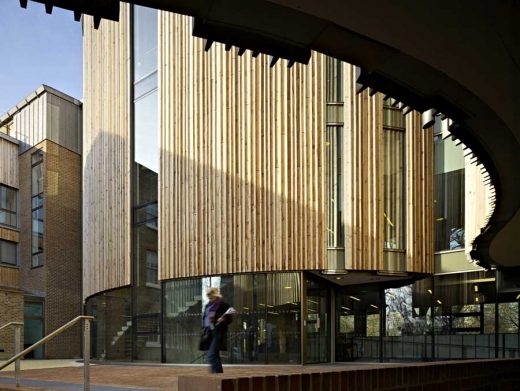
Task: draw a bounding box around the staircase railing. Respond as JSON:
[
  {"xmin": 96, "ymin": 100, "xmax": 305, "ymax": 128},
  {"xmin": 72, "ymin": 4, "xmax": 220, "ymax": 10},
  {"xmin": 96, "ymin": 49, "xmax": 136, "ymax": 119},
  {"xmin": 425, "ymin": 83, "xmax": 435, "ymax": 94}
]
[
  {"xmin": 0, "ymin": 322, "xmax": 23, "ymax": 387},
  {"xmin": 0, "ymin": 316, "xmax": 94, "ymax": 390}
]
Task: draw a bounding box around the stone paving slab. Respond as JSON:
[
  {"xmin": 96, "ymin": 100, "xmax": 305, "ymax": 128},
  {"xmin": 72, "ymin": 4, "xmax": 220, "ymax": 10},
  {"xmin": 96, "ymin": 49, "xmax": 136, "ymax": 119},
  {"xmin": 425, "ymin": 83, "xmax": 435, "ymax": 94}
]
[
  {"xmin": 0, "ymin": 364, "xmax": 386, "ymax": 391},
  {"xmin": 0, "ymin": 376, "xmax": 152, "ymax": 391}
]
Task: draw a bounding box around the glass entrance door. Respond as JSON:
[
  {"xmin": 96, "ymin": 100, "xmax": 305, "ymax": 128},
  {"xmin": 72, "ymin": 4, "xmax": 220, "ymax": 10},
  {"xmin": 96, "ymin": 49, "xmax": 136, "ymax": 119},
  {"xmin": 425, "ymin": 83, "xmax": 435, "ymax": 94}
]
[{"xmin": 304, "ymin": 277, "xmax": 330, "ymax": 363}]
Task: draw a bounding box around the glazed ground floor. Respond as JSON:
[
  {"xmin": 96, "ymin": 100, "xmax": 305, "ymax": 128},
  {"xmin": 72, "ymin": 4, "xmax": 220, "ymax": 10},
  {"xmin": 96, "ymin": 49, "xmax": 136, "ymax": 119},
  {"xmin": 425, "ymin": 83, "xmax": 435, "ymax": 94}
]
[{"xmin": 85, "ymin": 269, "xmax": 520, "ymax": 365}]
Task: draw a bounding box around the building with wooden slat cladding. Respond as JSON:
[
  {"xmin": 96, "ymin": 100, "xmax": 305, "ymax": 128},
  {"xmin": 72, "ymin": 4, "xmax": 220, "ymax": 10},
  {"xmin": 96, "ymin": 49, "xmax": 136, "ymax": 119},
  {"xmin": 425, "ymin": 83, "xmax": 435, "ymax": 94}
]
[
  {"xmin": 83, "ymin": 6, "xmax": 500, "ymax": 365},
  {"xmin": 0, "ymin": 86, "xmax": 82, "ymax": 360}
]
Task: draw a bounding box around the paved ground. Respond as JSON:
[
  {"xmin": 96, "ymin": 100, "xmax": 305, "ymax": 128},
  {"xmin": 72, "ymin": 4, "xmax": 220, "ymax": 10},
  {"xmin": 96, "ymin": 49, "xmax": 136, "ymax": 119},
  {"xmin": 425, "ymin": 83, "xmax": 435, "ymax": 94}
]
[{"xmin": 0, "ymin": 362, "xmax": 389, "ymax": 391}]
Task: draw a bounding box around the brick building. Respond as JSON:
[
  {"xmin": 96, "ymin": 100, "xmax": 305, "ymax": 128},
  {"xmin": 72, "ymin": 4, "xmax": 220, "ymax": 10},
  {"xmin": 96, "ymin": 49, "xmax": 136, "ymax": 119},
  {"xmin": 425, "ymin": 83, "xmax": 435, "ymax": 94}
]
[{"xmin": 0, "ymin": 85, "xmax": 82, "ymax": 359}]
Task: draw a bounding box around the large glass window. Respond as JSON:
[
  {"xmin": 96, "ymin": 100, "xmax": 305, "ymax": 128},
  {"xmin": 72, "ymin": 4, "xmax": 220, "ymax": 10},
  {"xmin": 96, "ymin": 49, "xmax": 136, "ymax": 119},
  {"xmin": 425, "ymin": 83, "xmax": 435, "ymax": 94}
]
[
  {"xmin": 85, "ymin": 288, "xmax": 132, "ymax": 361},
  {"xmin": 325, "ymin": 57, "xmax": 344, "ymax": 250},
  {"xmin": 384, "ymin": 279, "xmax": 433, "ymax": 361},
  {"xmin": 336, "ymin": 286, "xmax": 381, "ymax": 361},
  {"xmin": 434, "ymin": 271, "xmax": 496, "ymax": 359},
  {"xmin": 325, "ymin": 125, "xmax": 344, "ymax": 248},
  {"xmin": 133, "ymin": 5, "xmax": 158, "ymax": 173},
  {"xmin": 163, "ymin": 272, "xmax": 301, "ymax": 364},
  {"xmin": 31, "ymin": 150, "xmax": 44, "ymax": 267},
  {"xmin": 0, "ymin": 185, "xmax": 17, "ymax": 227},
  {"xmin": 0, "ymin": 239, "xmax": 17, "ymax": 266},
  {"xmin": 132, "ymin": 5, "xmax": 160, "ymax": 362},
  {"xmin": 383, "ymin": 105, "xmax": 405, "ymax": 250},
  {"xmin": 434, "ymin": 134, "xmax": 465, "ymax": 251}
]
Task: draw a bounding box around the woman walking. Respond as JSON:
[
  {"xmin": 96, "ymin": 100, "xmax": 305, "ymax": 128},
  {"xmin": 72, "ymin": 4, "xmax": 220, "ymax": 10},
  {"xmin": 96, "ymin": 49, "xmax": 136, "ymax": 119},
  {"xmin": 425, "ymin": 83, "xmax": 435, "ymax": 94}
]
[{"xmin": 201, "ymin": 287, "xmax": 233, "ymax": 373}]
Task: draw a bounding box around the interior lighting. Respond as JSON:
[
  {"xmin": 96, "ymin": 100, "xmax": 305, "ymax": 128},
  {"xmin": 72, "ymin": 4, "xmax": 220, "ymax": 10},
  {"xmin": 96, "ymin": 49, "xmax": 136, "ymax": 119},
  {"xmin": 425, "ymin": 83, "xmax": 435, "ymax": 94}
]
[{"xmin": 349, "ymin": 295, "xmax": 361, "ymax": 301}]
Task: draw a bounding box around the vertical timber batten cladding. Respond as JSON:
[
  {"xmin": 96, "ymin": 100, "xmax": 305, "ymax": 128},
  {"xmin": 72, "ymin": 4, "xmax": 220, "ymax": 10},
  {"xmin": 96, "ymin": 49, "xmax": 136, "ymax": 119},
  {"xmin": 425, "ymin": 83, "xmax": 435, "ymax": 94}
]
[
  {"xmin": 405, "ymin": 113, "xmax": 434, "ymax": 273},
  {"xmin": 343, "ymin": 64, "xmax": 384, "ymax": 270},
  {"xmin": 341, "ymin": 64, "xmax": 434, "ymax": 273},
  {"xmin": 159, "ymin": 14, "xmax": 327, "ymax": 280},
  {"xmin": 0, "ymin": 135, "xmax": 19, "ymax": 188},
  {"xmin": 158, "ymin": 15, "xmax": 434, "ymax": 279},
  {"xmin": 83, "ymin": 5, "xmax": 132, "ymax": 299},
  {"xmin": 0, "ymin": 266, "xmax": 20, "ymax": 290}
]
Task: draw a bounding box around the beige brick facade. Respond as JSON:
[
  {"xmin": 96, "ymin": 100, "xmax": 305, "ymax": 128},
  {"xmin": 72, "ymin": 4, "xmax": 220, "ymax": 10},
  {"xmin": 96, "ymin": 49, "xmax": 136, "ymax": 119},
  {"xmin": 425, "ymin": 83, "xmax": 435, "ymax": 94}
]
[
  {"xmin": 18, "ymin": 140, "xmax": 82, "ymax": 359},
  {"xmin": 0, "ymin": 288, "xmax": 23, "ymax": 359}
]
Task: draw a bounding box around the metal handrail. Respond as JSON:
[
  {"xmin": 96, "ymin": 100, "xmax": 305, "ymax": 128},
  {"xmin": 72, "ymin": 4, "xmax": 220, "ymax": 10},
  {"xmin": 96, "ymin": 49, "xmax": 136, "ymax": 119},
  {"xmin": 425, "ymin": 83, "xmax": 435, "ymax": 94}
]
[
  {"xmin": 0, "ymin": 322, "xmax": 23, "ymax": 332},
  {"xmin": 0, "ymin": 316, "xmax": 94, "ymax": 390}
]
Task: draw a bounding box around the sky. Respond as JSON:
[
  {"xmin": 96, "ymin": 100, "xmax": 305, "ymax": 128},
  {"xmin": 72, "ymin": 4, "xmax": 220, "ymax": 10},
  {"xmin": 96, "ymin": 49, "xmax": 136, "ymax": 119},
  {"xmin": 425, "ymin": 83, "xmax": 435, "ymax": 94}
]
[{"xmin": 0, "ymin": 1, "xmax": 82, "ymax": 114}]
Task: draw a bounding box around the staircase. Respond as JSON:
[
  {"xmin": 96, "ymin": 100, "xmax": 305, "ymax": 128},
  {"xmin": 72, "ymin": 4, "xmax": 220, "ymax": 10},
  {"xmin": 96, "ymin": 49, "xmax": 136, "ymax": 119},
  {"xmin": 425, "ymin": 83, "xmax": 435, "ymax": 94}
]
[{"xmin": 100, "ymin": 319, "xmax": 132, "ymax": 360}]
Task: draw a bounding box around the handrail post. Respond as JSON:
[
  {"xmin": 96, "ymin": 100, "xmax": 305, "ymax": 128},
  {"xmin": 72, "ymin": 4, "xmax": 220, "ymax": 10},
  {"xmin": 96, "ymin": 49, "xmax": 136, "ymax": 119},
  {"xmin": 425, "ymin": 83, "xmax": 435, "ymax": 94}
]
[
  {"xmin": 84, "ymin": 318, "xmax": 91, "ymax": 391},
  {"xmin": 14, "ymin": 324, "xmax": 21, "ymax": 387}
]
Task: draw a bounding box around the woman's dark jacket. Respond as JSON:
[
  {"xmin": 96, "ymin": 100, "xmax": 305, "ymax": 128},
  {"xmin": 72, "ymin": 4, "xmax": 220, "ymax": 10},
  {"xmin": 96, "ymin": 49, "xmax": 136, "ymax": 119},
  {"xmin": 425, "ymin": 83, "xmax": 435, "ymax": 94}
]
[{"xmin": 203, "ymin": 300, "xmax": 230, "ymax": 351}]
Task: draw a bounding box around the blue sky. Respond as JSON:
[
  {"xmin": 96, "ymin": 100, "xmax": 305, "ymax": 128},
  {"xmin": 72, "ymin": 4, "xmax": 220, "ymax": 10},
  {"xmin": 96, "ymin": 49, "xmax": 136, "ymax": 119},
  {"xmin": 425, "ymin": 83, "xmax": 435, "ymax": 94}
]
[{"xmin": 0, "ymin": 1, "xmax": 82, "ymax": 114}]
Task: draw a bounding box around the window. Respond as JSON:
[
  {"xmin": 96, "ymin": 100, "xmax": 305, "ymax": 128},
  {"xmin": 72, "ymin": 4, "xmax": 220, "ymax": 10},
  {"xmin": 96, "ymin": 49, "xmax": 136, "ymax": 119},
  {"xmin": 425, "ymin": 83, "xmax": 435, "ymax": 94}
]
[
  {"xmin": 325, "ymin": 57, "xmax": 345, "ymax": 249},
  {"xmin": 0, "ymin": 185, "xmax": 17, "ymax": 227},
  {"xmin": 383, "ymin": 105, "xmax": 406, "ymax": 250},
  {"xmin": 31, "ymin": 150, "xmax": 44, "ymax": 267},
  {"xmin": 146, "ymin": 251, "xmax": 158, "ymax": 285},
  {"xmin": 433, "ymin": 135, "xmax": 465, "ymax": 251},
  {"xmin": 326, "ymin": 57, "xmax": 343, "ymax": 103},
  {"xmin": 325, "ymin": 125, "xmax": 344, "ymax": 248},
  {"xmin": 134, "ymin": 5, "xmax": 159, "ymax": 173},
  {"xmin": 0, "ymin": 239, "xmax": 17, "ymax": 265}
]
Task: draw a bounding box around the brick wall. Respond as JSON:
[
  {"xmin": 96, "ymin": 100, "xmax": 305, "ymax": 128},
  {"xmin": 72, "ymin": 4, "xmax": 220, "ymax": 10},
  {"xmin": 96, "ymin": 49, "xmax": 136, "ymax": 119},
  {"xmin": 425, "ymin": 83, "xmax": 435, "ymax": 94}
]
[
  {"xmin": 18, "ymin": 140, "xmax": 82, "ymax": 358},
  {"xmin": 19, "ymin": 145, "xmax": 45, "ymax": 296},
  {"xmin": 0, "ymin": 289, "xmax": 23, "ymax": 360},
  {"xmin": 43, "ymin": 141, "xmax": 82, "ymax": 358},
  {"xmin": 178, "ymin": 358, "xmax": 520, "ymax": 391}
]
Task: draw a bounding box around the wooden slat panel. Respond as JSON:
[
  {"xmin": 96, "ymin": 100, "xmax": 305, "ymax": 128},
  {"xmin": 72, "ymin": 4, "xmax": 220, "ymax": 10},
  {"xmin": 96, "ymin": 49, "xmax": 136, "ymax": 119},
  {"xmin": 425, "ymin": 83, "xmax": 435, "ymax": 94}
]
[
  {"xmin": 0, "ymin": 137, "xmax": 19, "ymax": 188},
  {"xmin": 82, "ymin": 5, "xmax": 131, "ymax": 299},
  {"xmin": 158, "ymin": 14, "xmax": 326, "ymax": 280},
  {"xmin": 0, "ymin": 227, "xmax": 19, "ymax": 243},
  {"xmin": 343, "ymin": 64, "xmax": 384, "ymax": 271},
  {"xmin": 0, "ymin": 265, "xmax": 20, "ymax": 290},
  {"xmin": 343, "ymin": 64, "xmax": 433, "ymax": 273},
  {"xmin": 406, "ymin": 113, "xmax": 435, "ymax": 273}
]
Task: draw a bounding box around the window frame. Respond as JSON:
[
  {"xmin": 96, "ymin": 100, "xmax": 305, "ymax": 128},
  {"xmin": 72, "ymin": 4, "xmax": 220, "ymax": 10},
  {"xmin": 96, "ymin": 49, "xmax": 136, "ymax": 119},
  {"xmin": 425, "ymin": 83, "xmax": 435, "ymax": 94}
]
[
  {"xmin": 0, "ymin": 183, "xmax": 18, "ymax": 228},
  {"xmin": 382, "ymin": 103, "xmax": 407, "ymax": 251},
  {"xmin": 0, "ymin": 238, "xmax": 18, "ymax": 266},
  {"xmin": 31, "ymin": 150, "xmax": 44, "ymax": 268}
]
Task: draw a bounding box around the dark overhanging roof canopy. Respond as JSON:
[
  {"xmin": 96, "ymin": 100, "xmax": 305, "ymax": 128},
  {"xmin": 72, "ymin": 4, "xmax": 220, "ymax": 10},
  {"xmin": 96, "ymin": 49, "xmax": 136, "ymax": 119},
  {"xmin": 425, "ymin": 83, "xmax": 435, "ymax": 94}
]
[
  {"xmin": 19, "ymin": 0, "xmax": 313, "ymax": 66},
  {"xmin": 19, "ymin": 0, "xmax": 520, "ymax": 273},
  {"xmin": 19, "ymin": 0, "xmax": 120, "ymax": 28}
]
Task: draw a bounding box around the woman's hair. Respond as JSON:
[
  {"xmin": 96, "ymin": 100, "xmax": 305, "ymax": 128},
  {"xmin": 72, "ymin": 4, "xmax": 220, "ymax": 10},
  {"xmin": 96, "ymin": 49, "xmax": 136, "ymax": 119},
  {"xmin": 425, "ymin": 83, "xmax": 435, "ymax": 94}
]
[{"xmin": 206, "ymin": 287, "xmax": 222, "ymax": 298}]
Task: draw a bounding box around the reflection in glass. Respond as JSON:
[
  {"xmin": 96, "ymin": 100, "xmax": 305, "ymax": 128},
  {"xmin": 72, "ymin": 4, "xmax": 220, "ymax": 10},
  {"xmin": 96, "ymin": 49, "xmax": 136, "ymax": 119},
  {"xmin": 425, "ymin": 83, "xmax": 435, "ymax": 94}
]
[
  {"xmin": 383, "ymin": 129, "xmax": 405, "ymax": 249},
  {"xmin": 384, "ymin": 279, "xmax": 433, "ymax": 361},
  {"xmin": 326, "ymin": 57, "xmax": 343, "ymax": 103},
  {"xmin": 133, "ymin": 6, "xmax": 158, "ymax": 83},
  {"xmin": 0, "ymin": 239, "xmax": 17, "ymax": 265},
  {"xmin": 133, "ymin": 6, "xmax": 158, "ymax": 174},
  {"xmin": 0, "ymin": 185, "xmax": 17, "ymax": 227},
  {"xmin": 433, "ymin": 134, "xmax": 465, "ymax": 251},
  {"xmin": 325, "ymin": 126, "xmax": 344, "ymax": 248},
  {"xmin": 163, "ymin": 273, "xmax": 301, "ymax": 364},
  {"xmin": 336, "ymin": 287, "xmax": 381, "ymax": 361},
  {"xmin": 86, "ymin": 288, "xmax": 132, "ymax": 361},
  {"xmin": 383, "ymin": 105, "xmax": 405, "ymax": 250}
]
